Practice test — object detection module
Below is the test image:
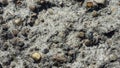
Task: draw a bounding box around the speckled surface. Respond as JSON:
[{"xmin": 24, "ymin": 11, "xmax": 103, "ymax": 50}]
[{"xmin": 0, "ymin": 0, "xmax": 120, "ymax": 68}]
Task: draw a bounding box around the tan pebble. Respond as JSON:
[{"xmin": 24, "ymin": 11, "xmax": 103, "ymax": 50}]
[
  {"xmin": 92, "ymin": 10, "xmax": 98, "ymax": 17},
  {"xmin": 84, "ymin": 39, "xmax": 92, "ymax": 46},
  {"xmin": 77, "ymin": 31, "xmax": 85, "ymax": 38},
  {"xmin": 34, "ymin": 19, "xmax": 40, "ymax": 26},
  {"xmin": 89, "ymin": 64, "xmax": 95, "ymax": 68},
  {"xmin": 68, "ymin": 50, "xmax": 74, "ymax": 56},
  {"xmin": 29, "ymin": 5, "xmax": 36, "ymax": 11},
  {"xmin": 111, "ymin": 7, "xmax": 116, "ymax": 12},
  {"xmin": 52, "ymin": 54, "xmax": 67, "ymax": 62},
  {"xmin": 31, "ymin": 13, "xmax": 37, "ymax": 17},
  {"xmin": 106, "ymin": 39, "xmax": 112, "ymax": 46},
  {"xmin": 94, "ymin": 0, "xmax": 105, "ymax": 4},
  {"xmin": 31, "ymin": 52, "xmax": 42, "ymax": 61},
  {"xmin": 58, "ymin": 31, "xmax": 65, "ymax": 37},
  {"xmin": 86, "ymin": 2, "xmax": 94, "ymax": 8},
  {"xmin": 109, "ymin": 54, "xmax": 118, "ymax": 61},
  {"xmin": 13, "ymin": 18, "xmax": 22, "ymax": 25},
  {"xmin": 48, "ymin": 9, "xmax": 54, "ymax": 15}
]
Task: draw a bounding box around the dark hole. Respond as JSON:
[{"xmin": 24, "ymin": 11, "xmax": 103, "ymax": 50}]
[
  {"xmin": 0, "ymin": 64, "xmax": 2, "ymax": 68},
  {"xmin": 33, "ymin": 1, "xmax": 56, "ymax": 14},
  {"xmin": 86, "ymin": 4, "xmax": 106, "ymax": 12},
  {"xmin": 103, "ymin": 30, "xmax": 116, "ymax": 38},
  {"xmin": 75, "ymin": 0, "xmax": 84, "ymax": 2}
]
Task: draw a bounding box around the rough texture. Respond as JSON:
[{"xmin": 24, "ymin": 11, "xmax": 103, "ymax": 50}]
[{"xmin": 0, "ymin": 0, "xmax": 120, "ymax": 68}]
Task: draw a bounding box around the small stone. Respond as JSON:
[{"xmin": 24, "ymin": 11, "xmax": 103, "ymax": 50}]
[
  {"xmin": 86, "ymin": 29, "xmax": 94, "ymax": 40},
  {"xmin": 109, "ymin": 54, "xmax": 118, "ymax": 62},
  {"xmin": 35, "ymin": 0, "xmax": 45, "ymax": 4},
  {"xmin": 68, "ymin": 50, "xmax": 74, "ymax": 56},
  {"xmin": 2, "ymin": 24, "xmax": 9, "ymax": 31},
  {"xmin": 58, "ymin": 31, "xmax": 65, "ymax": 37},
  {"xmin": 31, "ymin": 52, "xmax": 42, "ymax": 61},
  {"xmin": 94, "ymin": 0, "xmax": 105, "ymax": 4},
  {"xmin": 52, "ymin": 54, "xmax": 67, "ymax": 62},
  {"xmin": 13, "ymin": 18, "xmax": 22, "ymax": 26},
  {"xmin": 29, "ymin": 5, "xmax": 36, "ymax": 11},
  {"xmin": 92, "ymin": 10, "xmax": 98, "ymax": 17},
  {"xmin": 43, "ymin": 48, "xmax": 49, "ymax": 54},
  {"xmin": 48, "ymin": 9, "xmax": 54, "ymax": 15},
  {"xmin": 16, "ymin": 0, "xmax": 22, "ymax": 5},
  {"xmin": 86, "ymin": 2, "xmax": 94, "ymax": 8},
  {"xmin": 21, "ymin": 28, "xmax": 30, "ymax": 37},
  {"xmin": 11, "ymin": 37, "xmax": 24, "ymax": 47},
  {"xmin": 12, "ymin": 29, "xmax": 19, "ymax": 36},
  {"xmin": 83, "ymin": 39, "xmax": 92, "ymax": 46},
  {"xmin": 77, "ymin": 31, "xmax": 85, "ymax": 38},
  {"xmin": 106, "ymin": 39, "xmax": 112, "ymax": 46},
  {"xmin": 31, "ymin": 13, "xmax": 37, "ymax": 18},
  {"xmin": 34, "ymin": 19, "xmax": 39, "ymax": 26},
  {"xmin": 3, "ymin": 42, "xmax": 9, "ymax": 50}
]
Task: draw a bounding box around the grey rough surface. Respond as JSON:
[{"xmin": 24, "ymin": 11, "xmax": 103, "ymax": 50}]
[{"xmin": 0, "ymin": 0, "xmax": 120, "ymax": 68}]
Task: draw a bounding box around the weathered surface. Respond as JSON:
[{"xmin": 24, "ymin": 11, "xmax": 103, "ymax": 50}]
[{"xmin": 0, "ymin": 0, "xmax": 120, "ymax": 68}]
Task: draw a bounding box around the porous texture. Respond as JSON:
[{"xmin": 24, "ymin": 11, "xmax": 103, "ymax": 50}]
[{"xmin": 0, "ymin": 0, "xmax": 120, "ymax": 68}]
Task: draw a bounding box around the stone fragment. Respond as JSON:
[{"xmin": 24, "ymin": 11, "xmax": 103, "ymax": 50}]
[
  {"xmin": 94, "ymin": 0, "xmax": 106, "ymax": 4},
  {"xmin": 31, "ymin": 52, "xmax": 42, "ymax": 61}
]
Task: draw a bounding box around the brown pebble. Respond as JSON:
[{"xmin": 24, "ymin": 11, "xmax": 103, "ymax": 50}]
[
  {"xmin": 52, "ymin": 54, "xmax": 67, "ymax": 62},
  {"xmin": 92, "ymin": 11, "xmax": 98, "ymax": 17},
  {"xmin": 31, "ymin": 52, "xmax": 42, "ymax": 61},
  {"xmin": 83, "ymin": 39, "xmax": 92, "ymax": 46},
  {"xmin": 77, "ymin": 31, "xmax": 85, "ymax": 38},
  {"xmin": 86, "ymin": 2, "xmax": 94, "ymax": 8},
  {"xmin": 29, "ymin": 5, "xmax": 36, "ymax": 11},
  {"xmin": 16, "ymin": 0, "xmax": 22, "ymax": 5},
  {"xmin": 13, "ymin": 18, "xmax": 22, "ymax": 26},
  {"xmin": 3, "ymin": 42, "xmax": 9, "ymax": 50}
]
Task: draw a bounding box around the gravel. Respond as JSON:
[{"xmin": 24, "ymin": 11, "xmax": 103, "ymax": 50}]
[{"xmin": 0, "ymin": 0, "xmax": 120, "ymax": 68}]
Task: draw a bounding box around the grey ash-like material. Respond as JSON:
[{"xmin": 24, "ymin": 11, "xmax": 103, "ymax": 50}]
[{"xmin": 0, "ymin": 0, "xmax": 120, "ymax": 68}]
